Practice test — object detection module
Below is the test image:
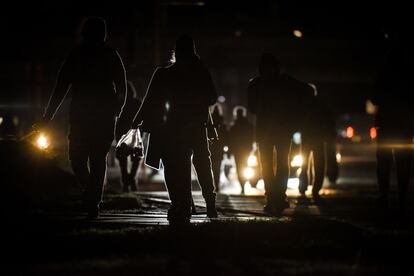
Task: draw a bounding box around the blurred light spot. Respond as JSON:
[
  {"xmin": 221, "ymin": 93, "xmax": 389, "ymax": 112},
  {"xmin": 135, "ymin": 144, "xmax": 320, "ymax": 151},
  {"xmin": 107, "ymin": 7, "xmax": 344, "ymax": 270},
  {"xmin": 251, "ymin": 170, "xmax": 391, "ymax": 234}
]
[
  {"xmin": 366, "ymin": 100, "xmax": 378, "ymax": 114},
  {"xmin": 292, "ymin": 132, "xmax": 302, "ymax": 144},
  {"xmin": 234, "ymin": 30, "xmax": 242, "ymax": 37},
  {"xmin": 243, "ymin": 167, "xmax": 254, "ymax": 180},
  {"xmin": 336, "ymin": 153, "xmax": 341, "ymax": 163},
  {"xmin": 256, "ymin": 180, "xmax": 264, "ymax": 190},
  {"xmin": 13, "ymin": 116, "xmax": 19, "ymax": 126},
  {"xmin": 291, "ymin": 154, "xmax": 303, "ymax": 167},
  {"xmin": 370, "ymin": 127, "xmax": 377, "ymax": 139},
  {"xmin": 223, "ymin": 146, "xmax": 229, "ymax": 152},
  {"xmin": 346, "ymin": 126, "xmax": 354, "ymax": 138},
  {"xmin": 217, "ymin": 95, "xmax": 226, "ymax": 103},
  {"xmin": 247, "ymin": 154, "xmax": 258, "ymax": 167},
  {"xmin": 37, "ymin": 134, "xmax": 49, "ymax": 150},
  {"xmin": 0, "ymin": 117, "xmax": 3, "ymax": 125},
  {"xmin": 293, "ymin": 30, "xmax": 303, "ymax": 38},
  {"xmin": 287, "ymin": 178, "xmax": 299, "ymax": 189}
]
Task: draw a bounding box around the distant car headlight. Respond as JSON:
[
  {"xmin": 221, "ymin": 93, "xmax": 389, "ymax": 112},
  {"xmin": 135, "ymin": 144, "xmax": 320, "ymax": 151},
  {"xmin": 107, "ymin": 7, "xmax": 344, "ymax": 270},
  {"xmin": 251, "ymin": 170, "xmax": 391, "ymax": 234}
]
[
  {"xmin": 336, "ymin": 153, "xmax": 341, "ymax": 163},
  {"xmin": 36, "ymin": 133, "xmax": 49, "ymax": 150},
  {"xmin": 243, "ymin": 167, "xmax": 255, "ymax": 180},
  {"xmin": 290, "ymin": 154, "xmax": 303, "ymax": 167},
  {"xmin": 247, "ymin": 154, "xmax": 258, "ymax": 167}
]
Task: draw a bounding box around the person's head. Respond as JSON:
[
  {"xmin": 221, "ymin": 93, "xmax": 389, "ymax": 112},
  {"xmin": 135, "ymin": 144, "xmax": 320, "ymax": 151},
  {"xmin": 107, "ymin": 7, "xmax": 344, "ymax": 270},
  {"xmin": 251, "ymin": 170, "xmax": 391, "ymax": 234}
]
[
  {"xmin": 81, "ymin": 17, "xmax": 107, "ymax": 44},
  {"xmin": 259, "ymin": 53, "xmax": 280, "ymax": 78},
  {"xmin": 174, "ymin": 35, "xmax": 197, "ymax": 61},
  {"xmin": 233, "ymin": 106, "xmax": 247, "ymax": 120},
  {"xmin": 236, "ymin": 109, "xmax": 244, "ymax": 120}
]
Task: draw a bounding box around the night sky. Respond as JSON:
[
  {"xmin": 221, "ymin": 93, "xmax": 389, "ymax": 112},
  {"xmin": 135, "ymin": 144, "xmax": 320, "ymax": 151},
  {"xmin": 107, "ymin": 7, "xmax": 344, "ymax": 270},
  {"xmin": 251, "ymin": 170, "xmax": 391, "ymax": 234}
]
[{"xmin": 0, "ymin": 0, "xmax": 410, "ymax": 122}]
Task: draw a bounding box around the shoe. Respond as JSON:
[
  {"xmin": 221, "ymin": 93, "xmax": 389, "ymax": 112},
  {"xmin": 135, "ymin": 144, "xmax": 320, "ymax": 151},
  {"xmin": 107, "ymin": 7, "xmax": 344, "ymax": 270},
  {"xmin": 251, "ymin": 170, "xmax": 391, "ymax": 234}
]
[
  {"xmin": 312, "ymin": 193, "xmax": 325, "ymax": 205},
  {"xmin": 122, "ymin": 185, "xmax": 129, "ymax": 193},
  {"xmin": 129, "ymin": 178, "xmax": 138, "ymax": 192},
  {"xmin": 168, "ymin": 205, "xmax": 191, "ymax": 224},
  {"xmin": 297, "ymin": 194, "xmax": 310, "ymax": 205},
  {"xmin": 264, "ymin": 200, "xmax": 289, "ymax": 216},
  {"xmin": 206, "ymin": 198, "xmax": 218, "ymax": 218}
]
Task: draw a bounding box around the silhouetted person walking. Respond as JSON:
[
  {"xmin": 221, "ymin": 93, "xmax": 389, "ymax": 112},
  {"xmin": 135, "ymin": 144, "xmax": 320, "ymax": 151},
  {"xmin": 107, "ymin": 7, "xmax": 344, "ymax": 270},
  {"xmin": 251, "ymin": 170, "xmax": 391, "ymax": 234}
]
[
  {"xmin": 42, "ymin": 17, "xmax": 127, "ymax": 218},
  {"xmin": 248, "ymin": 53, "xmax": 314, "ymax": 215},
  {"xmin": 115, "ymin": 81, "xmax": 143, "ymax": 192},
  {"xmin": 228, "ymin": 107, "xmax": 254, "ymax": 194},
  {"xmin": 371, "ymin": 37, "xmax": 413, "ymax": 212},
  {"xmin": 132, "ymin": 35, "xmax": 218, "ymax": 224},
  {"xmin": 299, "ymin": 85, "xmax": 336, "ymax": 203}
]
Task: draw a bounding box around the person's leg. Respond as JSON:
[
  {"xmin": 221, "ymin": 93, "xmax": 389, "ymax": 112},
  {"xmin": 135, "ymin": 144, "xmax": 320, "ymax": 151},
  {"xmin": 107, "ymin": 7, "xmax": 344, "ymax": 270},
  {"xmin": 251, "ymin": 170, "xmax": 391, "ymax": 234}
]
[
  {"xmin": 273, "ymin": 136, "xmax": 291, "ymax": 208},
  {"xmin": 191, "ymin": 132, "xmax": 218, "ymax": 217},
  {"xmin": 129, "ymin": 155, "xmax": 142, "ymax": 191},
  {"xmin": 258, "ymin": 141, "xmax": 277, "ymax": 210},
  {"xmin": 326, "ymin": 139, "xmax": 338, "ymax": 184},
  {"xmin": 299, "ymin": 142, "xmax": 311, "ymax": 195},
  {"xmin": 376, "ymin": 140, "xmax": 393, "ymax": 208},
  {"xmin": 163, "ymin": 145, "xmax": 193, "ymax": 223},
  {"xmin": 312, "ymin": 141, "xmax": 326, "ymax": 199},
  {"xmin": 395, "ymin": 146, "xmax": 412, "ymax": 211},
  {"xmin": 88, "ymin": 142, "xmax": 111, "ymax": 217},
  {"xmin": 234, "ymin": 152, "xmax": 246, "ymax": 194},
  {"xmin": 209, "ymin": 143, "xmax": 222, "ymax": 192},
  {"xmin": 69, "ymin": 139, "xmax": 90, "ymax": 209},
  {"xmin": 117, "ymin": 155, "xmax": 129, "ymax": 192}
]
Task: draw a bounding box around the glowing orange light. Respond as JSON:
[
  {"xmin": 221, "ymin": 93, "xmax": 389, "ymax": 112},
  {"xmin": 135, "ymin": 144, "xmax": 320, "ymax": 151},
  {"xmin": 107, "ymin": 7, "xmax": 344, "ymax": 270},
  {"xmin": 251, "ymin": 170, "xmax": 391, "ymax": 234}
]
[
  {"xmin": 293, "ymin": 30, "xmax": 303, "ymax": 38},
  {"xmin": 370, "ymin": 127, "xmax": 377, "ymax": 139},
  {"xmin": 346, "ymin": 126, "xmax": 354, "ymax": 138}
]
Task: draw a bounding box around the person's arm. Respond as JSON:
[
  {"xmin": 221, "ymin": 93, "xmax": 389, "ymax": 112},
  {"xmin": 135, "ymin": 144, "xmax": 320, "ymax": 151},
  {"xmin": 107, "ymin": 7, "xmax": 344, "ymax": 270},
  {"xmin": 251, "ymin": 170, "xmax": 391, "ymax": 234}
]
[
  {"xmin": 113, "ymin": 50, "xmax": 127, "ymax": 117},
  {"xmin": 43, "ymin": 59, "xmax": 72, "ymax": 121},
  {"xmin": 132, "ymin": 68, "xmax": 162, "ymax": 128},
  {"xmin": 205, "ymin": 70, "xmax": 218, "ymax": 106}
]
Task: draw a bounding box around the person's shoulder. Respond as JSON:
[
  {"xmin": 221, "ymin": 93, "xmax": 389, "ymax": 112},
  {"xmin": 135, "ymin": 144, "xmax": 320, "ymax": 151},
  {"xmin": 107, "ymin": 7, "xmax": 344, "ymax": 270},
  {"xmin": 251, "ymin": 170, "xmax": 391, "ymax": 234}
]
[{"xmin": 283, "ymin": 74, "xmax": 310, "ymax": 89}]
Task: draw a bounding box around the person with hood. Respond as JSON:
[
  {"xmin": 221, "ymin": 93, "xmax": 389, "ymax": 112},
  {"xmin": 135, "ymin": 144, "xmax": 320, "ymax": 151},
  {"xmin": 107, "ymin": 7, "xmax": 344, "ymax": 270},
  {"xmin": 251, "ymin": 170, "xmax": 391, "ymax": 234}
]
[
  {"xmin": 371, "ymin": 35, "xmax": 414, "ymax": 212},
  {"xmin": 248, "ymin": 53, "xmax": 314, "ymax": 215},
  {"xmin": 132, "ymin": 35, "xmax": 217, "ymax": 224},
  {"xmin": 42, "ymin": 17, "xmax": 127, "ymax": 218}
]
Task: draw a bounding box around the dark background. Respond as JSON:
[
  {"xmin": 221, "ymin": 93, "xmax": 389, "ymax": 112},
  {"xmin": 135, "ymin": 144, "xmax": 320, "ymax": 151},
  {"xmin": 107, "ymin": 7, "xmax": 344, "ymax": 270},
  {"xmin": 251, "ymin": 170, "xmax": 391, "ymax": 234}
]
[{"xmin": 0, "ymin": 0, "xmax": 409, "ymax": 132}]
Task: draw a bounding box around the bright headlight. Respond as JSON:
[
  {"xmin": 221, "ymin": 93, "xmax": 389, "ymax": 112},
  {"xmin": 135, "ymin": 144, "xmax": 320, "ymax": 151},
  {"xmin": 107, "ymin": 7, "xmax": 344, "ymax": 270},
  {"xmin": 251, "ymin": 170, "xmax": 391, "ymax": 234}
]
[
  {"xmin": 243, "ymin": 167, "xmax": 254, "ymax": 180},
  {"xmin": 247, "ymin": 155, "xmax": 258, "ymax": 167},
  {"xmin": 36, "ymin": 134, "xmax": 49, "ymax": 150},
  {"xmin": 290, "ymin": 154, "xmax": 303, "ymax": 167}
]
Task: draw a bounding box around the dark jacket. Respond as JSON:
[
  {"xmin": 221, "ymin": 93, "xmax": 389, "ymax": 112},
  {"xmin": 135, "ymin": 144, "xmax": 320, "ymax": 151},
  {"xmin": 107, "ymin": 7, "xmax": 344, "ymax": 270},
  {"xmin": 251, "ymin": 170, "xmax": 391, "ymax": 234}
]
[
  {"xmin": 135, "ymin": 56, "xmax": 217, "ymax": 168},
  {"xmin": 371, "ymin": 45, "xmax": 414, "ymax": 137},
  {"xmin": 248, "ymin": 74, "xmax": 314, "ymax": 136},
  {"xmin": 44, "ymin": 43, "xmax": 127, "ymax": 141}
]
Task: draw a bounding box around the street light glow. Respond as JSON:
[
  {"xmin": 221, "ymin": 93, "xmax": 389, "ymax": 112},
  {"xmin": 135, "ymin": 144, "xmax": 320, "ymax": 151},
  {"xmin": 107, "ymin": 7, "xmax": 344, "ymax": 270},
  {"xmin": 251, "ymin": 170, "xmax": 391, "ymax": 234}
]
[
  {"xmin": 243, "ymin": 167, "xmax": 254, "ymax": 180},
  {"xmin": 36, "ymin": 134, "xmax": 49, "ymax": 150},
  {"xmin": 293, "ymin": 30, "xmax": 303, "ymax": 38},
  {"xmin": 247, "ymin": 155, "xmax": 258, "ymax": 167},
  {"xmin": 291, "ymin": 154, "xmax": 303, "ymax": 167}
]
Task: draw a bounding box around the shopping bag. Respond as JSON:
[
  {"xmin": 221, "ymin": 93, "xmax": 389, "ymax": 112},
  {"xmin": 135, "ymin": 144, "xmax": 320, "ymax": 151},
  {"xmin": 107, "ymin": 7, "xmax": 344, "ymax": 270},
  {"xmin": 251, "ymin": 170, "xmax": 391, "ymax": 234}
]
[{"xmin": 115, "ymin": 128, "xmax": 144, "ymax": 158}]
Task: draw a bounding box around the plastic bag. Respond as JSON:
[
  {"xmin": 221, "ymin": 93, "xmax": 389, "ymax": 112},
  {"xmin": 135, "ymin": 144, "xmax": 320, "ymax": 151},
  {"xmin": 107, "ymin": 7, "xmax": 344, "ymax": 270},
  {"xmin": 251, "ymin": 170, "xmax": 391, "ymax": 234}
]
[{"xmin": 115, "ymin": 128, "xmax": 144, "ymax": 158}]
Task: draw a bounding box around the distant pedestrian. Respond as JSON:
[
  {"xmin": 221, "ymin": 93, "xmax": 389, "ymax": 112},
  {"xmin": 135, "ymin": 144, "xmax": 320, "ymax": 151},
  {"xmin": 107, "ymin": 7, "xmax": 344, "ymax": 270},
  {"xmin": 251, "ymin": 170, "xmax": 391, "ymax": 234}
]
[
  {"xmin": 228, "ymin": 107, "xmax": 254, "ymax": 194},
  {"xmin": 248, "ymin": 53, "xmax": 314, "ymax": 215},
  {"xmin": 371, "ymin": 35, "xmax": 414, "ymax": 212},
  {"xmin": 299, "ymin": 84, "xmax": 336, "ymax": 203}
]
